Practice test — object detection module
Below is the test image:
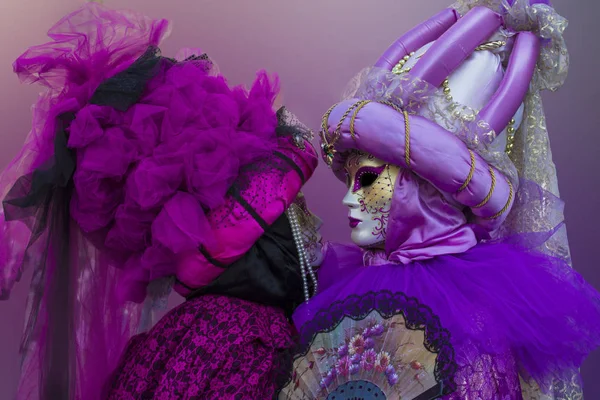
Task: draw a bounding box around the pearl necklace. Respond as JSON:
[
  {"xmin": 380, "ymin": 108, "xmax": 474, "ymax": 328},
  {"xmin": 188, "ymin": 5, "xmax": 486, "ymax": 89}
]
[{"xmin": 286, "ymin": 205, "xmax": 318, "ymax": 302}]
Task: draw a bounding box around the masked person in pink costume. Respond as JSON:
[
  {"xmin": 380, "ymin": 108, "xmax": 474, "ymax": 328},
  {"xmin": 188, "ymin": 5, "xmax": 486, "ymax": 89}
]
[
  {"xmin": 280, "ymin": 1, "xmax": 600, "ymax": 399},
  {"xmin": 0, "ymin": 4, "xmax": 325, "ymax": 400}
]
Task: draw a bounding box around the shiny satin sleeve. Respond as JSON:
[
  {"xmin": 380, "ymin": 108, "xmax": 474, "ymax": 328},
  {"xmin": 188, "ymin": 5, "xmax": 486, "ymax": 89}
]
[{"xmin": 175, "ymin": 136, "xmax": 318, "ymax": 295}]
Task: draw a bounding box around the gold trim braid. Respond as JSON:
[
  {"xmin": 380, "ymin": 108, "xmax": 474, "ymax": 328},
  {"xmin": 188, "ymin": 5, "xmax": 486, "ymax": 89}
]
[
  {"xmin": 475, "ymin": 166, "xmax": 496, "ymax": 208},
  {"xmin": 485, "ymin": 179, "xmax": 514, "ymax": 220},
  {"xmin": 403, "ymin": 109, "xmax": 410, "ymax": 168},
  {"xmin": 349, "ymin": 100, "xmax": 371, "ymax": 140},
  {"xmin": 320, "ymin": 101, "xmax": 364, "ymax": 166},
  {"xmin": 321, "ymin": 103, "xmax": 337, "ymax": 136},
  {"xmin": 376, "ymin": 101, "xmax": 411, "ymax": 169},
  {"xmin": 475, "ymin": 40, "xmax": 506, "ymax": 51},
  {"xmin": 335, "ymin": 101, "xmax": 364, "ymax": 136},
  {"xmin": 458, "ymin": 150, "xmax": 476, "ymax": 192}
]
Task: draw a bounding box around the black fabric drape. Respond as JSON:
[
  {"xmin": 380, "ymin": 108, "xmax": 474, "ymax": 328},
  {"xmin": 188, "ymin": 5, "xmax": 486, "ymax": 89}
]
[{"xmin": 188, "ymin": 213, "xmax": 307, "ymax": 318}]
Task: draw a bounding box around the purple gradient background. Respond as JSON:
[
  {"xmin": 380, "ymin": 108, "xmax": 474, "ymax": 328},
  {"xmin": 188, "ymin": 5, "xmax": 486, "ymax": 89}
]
[{"xmin": 0, "ymin": 0, "xmax": 598, "ymax": 398}]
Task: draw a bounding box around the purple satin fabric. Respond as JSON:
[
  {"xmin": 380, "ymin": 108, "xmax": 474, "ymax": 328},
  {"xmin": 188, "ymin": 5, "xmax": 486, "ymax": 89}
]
[
  {"xmin": 410, "ymin": 7, "xmax": 503, "ymax": 87},
  {"xmin": 374, "ymin": 8, "xmax": 458, "ymax": 70},
  {"xmin": 478, "ymin": 32, "xmax": 540, "ymax": 134},
  {"xmin": 382, "ymin": 169, "xmax": 477, "ymax": 264},
  {"xmin": 376, "ymin": 6, "xmax": 541, "ymax": 136},
  {"xmin": 328, "ymin": 99, "xmax": 513, "ymax": 233},
  {"xmin": 455, "ymin": 50, "xmax": 504, "ymax": 111}
]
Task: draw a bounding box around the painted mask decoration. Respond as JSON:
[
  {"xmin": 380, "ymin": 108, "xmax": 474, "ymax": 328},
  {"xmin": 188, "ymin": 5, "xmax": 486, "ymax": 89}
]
[{"xmin": 342, "ymin": 151, "xmax": 400, "ymax": 248}]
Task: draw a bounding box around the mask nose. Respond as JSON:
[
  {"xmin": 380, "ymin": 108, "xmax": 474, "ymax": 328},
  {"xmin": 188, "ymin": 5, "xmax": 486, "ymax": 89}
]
[{"xmin": 342, "ymin": 188, "xmax": 360, "ymax": 209}]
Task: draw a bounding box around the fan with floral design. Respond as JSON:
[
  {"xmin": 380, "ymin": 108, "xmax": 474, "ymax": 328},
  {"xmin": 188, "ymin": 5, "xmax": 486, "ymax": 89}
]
[{"xmin": 278, "ymin": 291, "xmax": 456, "ymax": 400}]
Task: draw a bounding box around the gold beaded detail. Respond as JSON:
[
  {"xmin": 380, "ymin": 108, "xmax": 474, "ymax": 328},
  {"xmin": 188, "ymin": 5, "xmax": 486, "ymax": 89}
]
[
  {"xmin": 390, "ymin": 42, "xmax": 505, "ymax": 97},
  {"xmin": 442, "ymin": 78, "xmax": 452, "ymax": 102},
  {"xmin": 485, "ymin": 179, "xmax": 513, "ymax": 220},
  {"xmin": 392, "ymin": 52, "xmax": 415, "ymax": 75},
  {"xmin": 475, "ymin": 166, "xmax": 496, "ymax": 208},
  {"xmin": 349, "ymin": 100, "xmax": 371, "ymax": 140},
  {"xmin": 391, "ymin": 51, "xmax": 453, "ymax": 104},
  {"xmin": 505, "ymin": 118, "xmax": 516, "ymax": 155},
  {"xmin": 458, "ymin": 150, "xmax": 476, "ymax": 192}
]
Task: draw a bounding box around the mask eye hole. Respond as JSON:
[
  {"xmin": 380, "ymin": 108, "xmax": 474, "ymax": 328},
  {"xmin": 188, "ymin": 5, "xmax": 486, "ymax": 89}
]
[
  {"xmin": 359, "ymin": 172, "xmax": 378, "ymax": 188},
  {"xmin": 353, "ymin": 165, "xmax": 386, "ymax": 192}
]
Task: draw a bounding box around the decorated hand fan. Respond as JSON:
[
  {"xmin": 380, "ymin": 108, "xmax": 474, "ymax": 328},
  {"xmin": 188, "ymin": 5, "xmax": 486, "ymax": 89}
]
[{"xmin": 279, "ymin": 291, "xmax": 456, "ymax": 400}]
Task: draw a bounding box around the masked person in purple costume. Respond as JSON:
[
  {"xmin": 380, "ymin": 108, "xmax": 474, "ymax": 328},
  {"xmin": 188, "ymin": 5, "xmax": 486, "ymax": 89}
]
[
  {"xmin": 281, "ymin": 1, "xmax": 600, "ymax": 399},
  {"xmin": 0, "ymin": 4, "xmax": 325, "ymax": 400}
]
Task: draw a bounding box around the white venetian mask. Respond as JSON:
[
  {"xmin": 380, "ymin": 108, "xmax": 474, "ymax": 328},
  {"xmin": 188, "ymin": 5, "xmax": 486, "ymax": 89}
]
[{"xmin": 342, "ymin": 151, "xmax": 400, "ymax": 248}]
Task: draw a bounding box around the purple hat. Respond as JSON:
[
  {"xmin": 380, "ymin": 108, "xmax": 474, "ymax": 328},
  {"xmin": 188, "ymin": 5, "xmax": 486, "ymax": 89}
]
[{"xmin": 320, "ymin": 0, "xmax": 566, "ymax": 245}]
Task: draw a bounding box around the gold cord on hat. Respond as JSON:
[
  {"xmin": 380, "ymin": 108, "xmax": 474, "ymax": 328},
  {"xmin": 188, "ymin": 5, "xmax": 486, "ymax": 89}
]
[
  {"xmin": 387, "ymin": 42, "xmax": 514, "ymax": 220},
  {"xmin": 376, "ymin": 101, "xmax": 411, "ymax": 168},
  {"xmin": 475, "ymin": 40, "xmax": 506, "ymax": 51},
  {"xmin": 349, "ymin": 100, "xmax": 371, "ymax": 140},
  {"xmin": 320, "ymin": 101, "xmax": 367, "ymax": 165},
  {"xmin": 321, "ymin": 100, "xmax": 411, "ymax": 169},
  {"xmin": 458, "ymin": 150, "xmax": 476, "ymax": 192},
  {"xmin": 475, "ymin": 166, "xmax": 496, "ymax": 208},
  {"xmin": 485, "ymin": 179, "xmax": 514, "ymax": 220}
]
